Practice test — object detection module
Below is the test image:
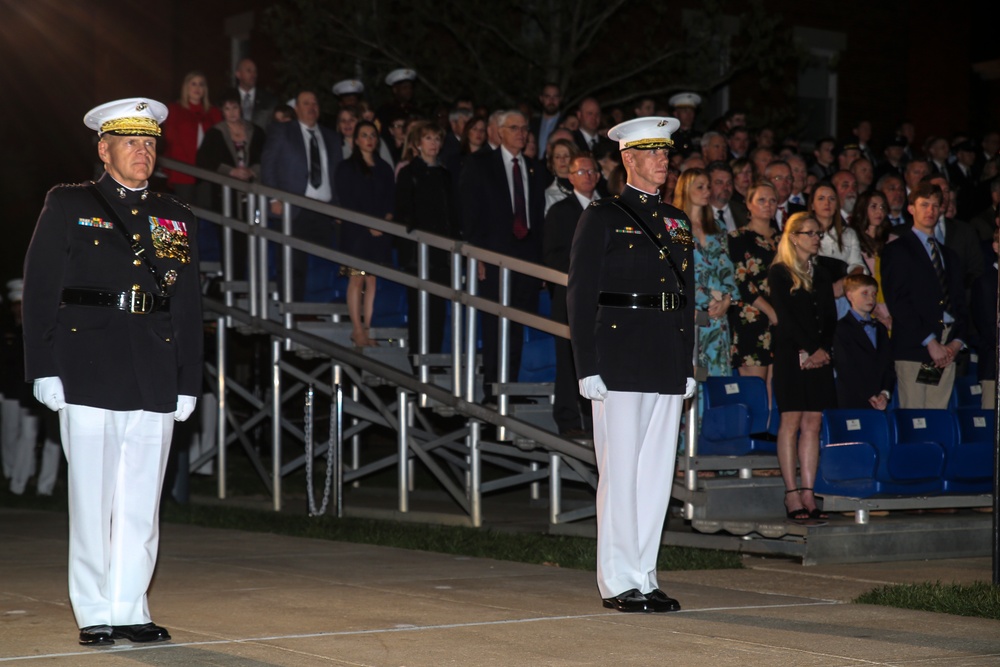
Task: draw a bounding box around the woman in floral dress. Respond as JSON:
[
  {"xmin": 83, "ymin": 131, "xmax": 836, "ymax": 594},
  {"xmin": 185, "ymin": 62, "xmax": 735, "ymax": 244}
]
[{"xmin": 727, "ymin": 181, "xmax": 780, "ymax": 395}]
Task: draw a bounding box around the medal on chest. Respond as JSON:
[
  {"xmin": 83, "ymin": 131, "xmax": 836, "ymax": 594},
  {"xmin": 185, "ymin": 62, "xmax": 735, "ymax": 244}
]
[
  {"xmin": 149, "ymin": 216, "xmax": 191, "ymax": 264},
  {"xmin": 663, "ymin": 216, "xmax": 693, "ymax": 246}
]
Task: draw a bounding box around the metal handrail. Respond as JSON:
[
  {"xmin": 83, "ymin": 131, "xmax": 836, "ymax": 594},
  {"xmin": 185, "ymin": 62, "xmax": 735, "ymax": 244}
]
[{"xmin": 158, "ymin": 155, "xmax": 595, "ymax": 519}]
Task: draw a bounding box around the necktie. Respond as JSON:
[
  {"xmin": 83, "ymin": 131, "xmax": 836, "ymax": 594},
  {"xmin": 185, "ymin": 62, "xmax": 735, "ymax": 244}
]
[
  {"xmin": 861, "ymin": 320, "xmax": 877, "ymax": 348},
  {"xmin": 778, "ymin": 205, "xmax": 787, "ymax": 228},
  {"xmin": 716, "ymin": 209, "xmax": 726, "ymax": 229},
  {"xmin": 511, "ymin": 157, "xmax": 528, "ymax": 240},
  {"xmin": 308, "ymin": 130, "xmax": 322, "ymax": 189},
  {"xmin": 927, "ymin": 238, "xmax": 952, "ymax": 315},
  {"xmin": 242, "ymin": 92, "xmax": 253, "ymax": 121}
]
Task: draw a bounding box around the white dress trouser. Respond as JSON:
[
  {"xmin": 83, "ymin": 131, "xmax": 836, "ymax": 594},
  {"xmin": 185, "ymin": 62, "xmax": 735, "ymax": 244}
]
[
  {"xmin": 592, "ymin": 390, "xmax": 682, "ymax": 599},
  {"xmin": 1, "ymin": 396, "xmax": 23, "ymax": 480},
  {"xmin": 60, "ymin": 404, "xmax": 173, "ymax": 629},
  {"xmin": 8, "ymin": 408, "xmax": 38, "ymax": 494}
]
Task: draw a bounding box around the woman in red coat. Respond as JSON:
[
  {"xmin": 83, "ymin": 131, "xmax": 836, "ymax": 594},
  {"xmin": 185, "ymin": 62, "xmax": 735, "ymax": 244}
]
[{"xmin": 162, "ymin": 71, "xmax": 222, "ymax": 203}]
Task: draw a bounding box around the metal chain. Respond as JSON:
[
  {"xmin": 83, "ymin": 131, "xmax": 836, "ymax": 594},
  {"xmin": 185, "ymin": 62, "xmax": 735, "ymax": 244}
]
[{"xmin": 304, "ymin": 385, "xmax": 335, "ymax": 516}]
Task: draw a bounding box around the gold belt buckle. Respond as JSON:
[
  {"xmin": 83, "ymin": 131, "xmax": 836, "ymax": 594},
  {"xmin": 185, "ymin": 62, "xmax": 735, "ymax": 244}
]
[
  {"xmin": 661, "ymin": 292, "xmax": 679, "ymax": 311},
  {"xmin": 129, "ymin": 289, "xmax": 152, "ymax": 314}
]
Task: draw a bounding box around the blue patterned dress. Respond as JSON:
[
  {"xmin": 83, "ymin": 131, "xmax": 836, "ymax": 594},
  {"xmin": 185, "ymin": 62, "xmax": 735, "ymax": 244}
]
[{"xmin": 694, "ymin": 231, "xmax": 739, "ymax": 377}]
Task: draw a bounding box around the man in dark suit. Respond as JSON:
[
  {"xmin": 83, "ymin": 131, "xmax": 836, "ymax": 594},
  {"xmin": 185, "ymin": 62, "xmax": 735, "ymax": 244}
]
[
  {"xmin": 441, "ymin": 106, "xmax": 471, "ymax": 164},
  {"xmin": 568, "ymin": 116, "xmax": 694, "ymax": 614},
  {"xmin": 809, "ymin": 137, "xmax": 836, "ymax": 180},
  {"xmin": 235, "ymin": 58, "xmax": 277, "ymax": 129},
  {"xmin": 261, "ymin": 90, "xmax": 342, "ymax": 301},
  {"xmin": 926, "ymin": 136, "xmax": 951, "ymax": 183},
  {"xmin": 833, "ymin": 275, "xmax": 895, "ymax": 409},
  {"xmin": 23, "ymin": 98, "xmax": 202, "ymax": 646},
  {"xmin": 543, "ymin": 155, "xmax": 600, "ymax": 436},
  {"xmin": 949, "ymin": 140, "xmax": 980, "ymax": 220},
  {"xmin": 877, "ymin": 173, "xmax": 910, "ymax": 229},
  {"xmin": 874, "ymin": 135, "xmax": 907, "ymax": 182},
  {"xmin": 882, "ymin": 182, "xmax": 967, "ymax": 409},
  {"xmin": 529, "ymin": 83, "xmax": 562, "ymax": 160},
  {"xmin": 927, "ymin": 174, "xmax": 983, "ymax": 291},
  {"xmin": 787, "ymin": 154, "xmax": 809, "ymax": 206},
  {"xmin": 765, "ymin": 160, "xmax": 805, "ymax": 231},
  {"xmin": 460, "ymin": 109, "xmax": 547, "ymax": 402},
  {"xmin": 571, "ymin": 97, "xmax": 605, "ymax": 154},
  {"xmin": 707, "ymin": 161, "xmax": 747, "ymax": 232}
]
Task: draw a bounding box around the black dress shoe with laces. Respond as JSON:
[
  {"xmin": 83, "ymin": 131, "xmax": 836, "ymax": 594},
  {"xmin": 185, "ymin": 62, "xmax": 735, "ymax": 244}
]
[
  {"xmin": 111, "ymin": 623, "xmax": 171, "ymax": 643},
  {"xmin": 645, "ymin": 588, "xmax": 681, "ymax": 613},
  {"xmin": 602, "ymin": 588, "xmax": 650, "ymax": 613},
  {"xmin": 79, "ymin": 625, "xmax": 114, "ymax": 646}
]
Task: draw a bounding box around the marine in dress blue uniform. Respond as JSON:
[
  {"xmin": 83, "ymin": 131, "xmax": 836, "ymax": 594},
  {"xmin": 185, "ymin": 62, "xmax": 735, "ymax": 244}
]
[
  {"xmin": 567, "ymin": 117, "xmax": 696, "ymax": 613},
  {"xmin": 22, "ymin": 99, "xmax": 202, "ymax": 646}
]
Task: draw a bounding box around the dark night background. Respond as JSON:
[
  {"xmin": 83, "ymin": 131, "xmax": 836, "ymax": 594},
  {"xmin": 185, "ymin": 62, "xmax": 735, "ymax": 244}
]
[{"xmin": 1, "ymin": 0, "xmax": 998, "ymax": 288}]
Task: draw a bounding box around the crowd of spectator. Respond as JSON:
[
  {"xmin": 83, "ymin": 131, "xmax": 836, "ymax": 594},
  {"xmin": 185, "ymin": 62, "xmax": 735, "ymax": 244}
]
[{"xmin": 156, "ymin": 58, "xmax": 1000, "ymax": 445}]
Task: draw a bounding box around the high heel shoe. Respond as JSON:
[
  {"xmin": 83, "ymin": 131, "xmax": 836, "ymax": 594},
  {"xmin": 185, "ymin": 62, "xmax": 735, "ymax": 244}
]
[
  {"xmin": 799, "ymin": 487, "xmax": 829, "ymax": 520},
  {"xmin": 784, "ymin": 488, "xmax": 810, "ymax": 521}
]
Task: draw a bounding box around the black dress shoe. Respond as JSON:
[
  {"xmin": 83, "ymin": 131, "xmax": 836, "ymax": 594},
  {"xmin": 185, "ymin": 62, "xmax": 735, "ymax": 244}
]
[
  {"xmin": 602, "ymin": 588, "xmax": 650, "ymax": 613},
  {"xmin": 79, "ymin": 625, "xmax": 114, "ymax": 646},
  {"xmin": 111, "ymin": 622, "xmax": 171, "ymax": 643},
  {"xmin": 645, "ymin": 588, "xmax": 681, "ymax": 613}
]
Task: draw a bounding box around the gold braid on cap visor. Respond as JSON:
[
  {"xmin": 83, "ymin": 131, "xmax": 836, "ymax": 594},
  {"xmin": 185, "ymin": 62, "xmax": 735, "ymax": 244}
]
[
  {"xmin": 99, "ymin": 116, "xmax": 162, "ymax": 137},
  {"xmin": 621, "ymin": 138, "xmax": 674, "ymax": 150}
]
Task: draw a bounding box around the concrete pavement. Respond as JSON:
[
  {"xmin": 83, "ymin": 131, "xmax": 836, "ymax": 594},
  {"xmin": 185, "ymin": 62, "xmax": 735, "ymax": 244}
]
[{"xmin": 1, "ymin": 508, "xmax": 997, "ymax": 666}]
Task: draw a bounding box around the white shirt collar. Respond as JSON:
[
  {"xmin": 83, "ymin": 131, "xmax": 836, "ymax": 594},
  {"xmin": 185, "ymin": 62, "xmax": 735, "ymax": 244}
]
[{"xmin": 574, "ymin": 190, "xmax": 598, "ymax": 208}]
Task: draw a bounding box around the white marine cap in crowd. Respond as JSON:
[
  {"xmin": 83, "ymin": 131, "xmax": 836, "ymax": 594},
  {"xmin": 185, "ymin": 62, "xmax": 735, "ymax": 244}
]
[
  {"xmin": 607, "ymin": 117, "xmax": 680, "ymax": 151},
  {"xmin": 332, "ymin": 79, "xmax": 364, "ymax": 96},
  {"xmin": 668, "ymin": 92, "xmax": 702, "ymax": 108},
  {"xmin": 385, "ymin": 68, "xmax": 416, "ymax": 86},
  {"xmin": 83, "ymin": 98, "xmax": 168, "ymax": 137}
]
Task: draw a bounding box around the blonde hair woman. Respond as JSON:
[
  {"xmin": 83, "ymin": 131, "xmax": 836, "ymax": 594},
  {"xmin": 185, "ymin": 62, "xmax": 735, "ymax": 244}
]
[
  {"xmin": 767, "ymin": 212, "xmax": 838, "ymax": 521},
  {"xmin": 162, "ymin": 70, "xmax": 222, "ymax": 201},
  {"xmin": 674, "ymin": 169, "xmax": 738, "ymax": 378}
]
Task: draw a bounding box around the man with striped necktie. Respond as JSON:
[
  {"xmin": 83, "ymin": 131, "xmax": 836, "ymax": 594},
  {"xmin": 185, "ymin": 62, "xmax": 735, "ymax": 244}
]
[{"xmin": 881, "ymin": 182, "xmax": 967, "ymax": 408}]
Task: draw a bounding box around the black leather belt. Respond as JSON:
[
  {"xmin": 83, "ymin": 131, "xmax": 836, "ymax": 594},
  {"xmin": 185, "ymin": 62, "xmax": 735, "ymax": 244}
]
[
  {"xmin": 61, "ymin": 287, "xmax": 170, "ymax": 315},
  {"xmin": 598, "ymin": 291, "xmax": 685, "ymax": 311}
]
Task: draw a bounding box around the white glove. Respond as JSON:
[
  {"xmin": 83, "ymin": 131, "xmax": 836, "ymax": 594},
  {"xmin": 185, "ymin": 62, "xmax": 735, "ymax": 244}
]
[
  {"xmin": 579, "ymin": 374, "xmax": 608, "ymax": 401},
  {"xmin": 683, "ymin": 377, "xmax": 697, "ymax": 399},
  {"xmin": 174, "ymin": 395, "xmax": 197, "ymax": 422},
  {"xmin": 33, "ymin": 377, "xmax": 67, "ymax": 411}
]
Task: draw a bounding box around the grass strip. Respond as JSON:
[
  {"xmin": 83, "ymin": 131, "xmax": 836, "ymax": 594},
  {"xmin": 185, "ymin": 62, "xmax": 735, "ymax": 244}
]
[
  {"xmin": 854, "ymin": 581, "xmax": 1000, "ymax": 620},
  {"xmin": 160, "ymin": 502, "xmax": 744, "ymax": 572},
  {"xmin": 2, "ymin": 486, "xmax": 742, "ymax": 572}
]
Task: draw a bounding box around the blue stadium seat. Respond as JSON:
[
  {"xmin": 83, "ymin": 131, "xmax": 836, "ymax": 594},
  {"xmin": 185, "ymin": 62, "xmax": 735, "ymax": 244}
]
[
  {"xmin": 945, "ymin": 409, "xmax": 995, "ymax": 494},
  {"xmin": 698, "ymin": 377, "xmax": 776, "ymax": 455},
  {"xmin": 370, "ymin": 277, "xmax": 408, "ymax": 327},
  {"xmin": 886, "ymin": 409, "xmax": 949, "ymax": 494},
  {"xmin": 817, "ymin": 410, "xmax": 889, "ymax": 497},
  {"xmin": 517, "ymin": 288, "xmax": 556, "ymax": 382},
  {"xmin": 304, "ymin": 257, "xmax": 347, "ymax": 302},
  {"xmin": 965, "ymin": 352, "xmax": 979, "ymax": 380},
  {"xmin": 953, "ymin": 375, "xmax": 984, "ymax": 409}
]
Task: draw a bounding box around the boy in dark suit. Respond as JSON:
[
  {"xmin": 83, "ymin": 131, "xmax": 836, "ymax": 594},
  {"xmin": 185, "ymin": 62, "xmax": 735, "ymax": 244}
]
[{"xmin": 833, "ymin": 274, "xmax": 896, "ymax": 409}]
